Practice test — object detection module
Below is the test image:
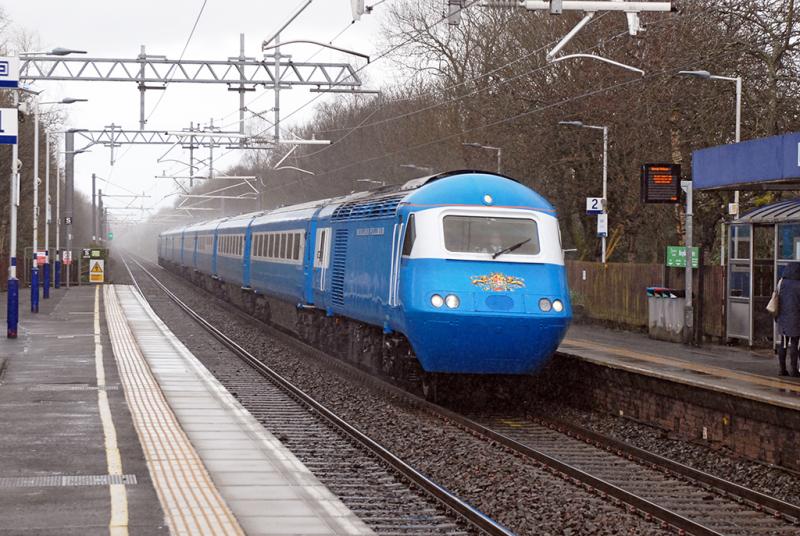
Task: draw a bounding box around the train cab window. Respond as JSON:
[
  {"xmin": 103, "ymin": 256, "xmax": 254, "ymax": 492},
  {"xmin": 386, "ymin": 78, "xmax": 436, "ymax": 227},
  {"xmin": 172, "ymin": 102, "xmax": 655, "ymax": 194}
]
[
  {"xmin": 402, "ymin": 214, "xmax": 416, "ymax": 256},
  {"xmin": 443, "ymin": 216, "xmax": 540, "ymax": 256}
]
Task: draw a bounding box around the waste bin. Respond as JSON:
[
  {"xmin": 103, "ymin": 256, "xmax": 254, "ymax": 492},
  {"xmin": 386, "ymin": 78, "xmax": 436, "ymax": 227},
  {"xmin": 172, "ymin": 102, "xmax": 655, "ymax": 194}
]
[{"xmin": 647, "ymin": 287, "xmax": 686, "ymax": 343}]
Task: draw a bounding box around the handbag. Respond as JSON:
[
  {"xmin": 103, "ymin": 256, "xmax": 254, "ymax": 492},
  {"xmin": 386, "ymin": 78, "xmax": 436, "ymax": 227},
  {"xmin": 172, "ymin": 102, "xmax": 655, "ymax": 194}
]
[{"xmin": 767, "ymin": 279, "xmax": 782, "ymax": 317}]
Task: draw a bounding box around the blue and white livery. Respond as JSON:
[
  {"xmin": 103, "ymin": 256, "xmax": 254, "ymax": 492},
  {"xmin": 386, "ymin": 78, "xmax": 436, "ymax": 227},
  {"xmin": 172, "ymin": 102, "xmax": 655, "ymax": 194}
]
[{"xmin": 158, "ymin": 171, "xmax": 571, "ymax": 376}]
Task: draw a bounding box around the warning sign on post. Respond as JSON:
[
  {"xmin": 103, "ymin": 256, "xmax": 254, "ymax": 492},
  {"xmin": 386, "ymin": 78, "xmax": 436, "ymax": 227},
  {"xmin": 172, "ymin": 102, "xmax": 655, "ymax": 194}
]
[{"xmin": 89, "ymin": 259, "xmax": 105, "ymax": 283}]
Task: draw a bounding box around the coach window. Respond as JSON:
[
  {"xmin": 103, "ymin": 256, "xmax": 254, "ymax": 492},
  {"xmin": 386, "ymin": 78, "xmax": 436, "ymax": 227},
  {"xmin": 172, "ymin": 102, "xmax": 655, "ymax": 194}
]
[
  {"xmin": 293, "ymin": 233, "xmax": 301, "ymax": 260},
  {"xmin": 402, "ymin": 214, "xmax": 416, "ymax": 256}
]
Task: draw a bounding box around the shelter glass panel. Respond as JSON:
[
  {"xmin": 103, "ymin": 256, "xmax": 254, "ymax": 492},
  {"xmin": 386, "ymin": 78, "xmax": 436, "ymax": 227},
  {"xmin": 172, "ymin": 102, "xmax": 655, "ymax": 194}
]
[
  {"xmin": 778, "ymin": 223, "xmax": 800, "ymax": 260},
  {"xmin": 729, "ymin": 263, "xmax": 751, "ymax": 298},
  {"xmin": 729, "ymin": 224, "xmax": 751, "ymax": 260}
]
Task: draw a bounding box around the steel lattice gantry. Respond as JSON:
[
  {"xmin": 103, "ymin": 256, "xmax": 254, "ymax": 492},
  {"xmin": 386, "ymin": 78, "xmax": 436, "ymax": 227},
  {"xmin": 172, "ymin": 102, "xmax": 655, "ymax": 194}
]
[
  {"xmin": 19, "ymin": 55, "xmax": 363, "ymax": 88},
  {"xmin": 72, "ymin": 128, "xmax": 272, "ymax": 151}
]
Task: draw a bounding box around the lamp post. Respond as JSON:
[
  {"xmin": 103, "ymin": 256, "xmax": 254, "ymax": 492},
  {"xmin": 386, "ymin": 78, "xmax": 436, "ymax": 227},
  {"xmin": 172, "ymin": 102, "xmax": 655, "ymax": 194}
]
[
  {"xmin": 463, "ymin": 143, "xmax": 502, "ymax": 173},
  {"xmin": 559, "ymin": 120, "xmax": 609, "ymax": 263},
  {"xmin": 678, "ymin": 70, "xmax": 742, "ymax": 210},
  {"xmin": 20, "ymin": 47, "xmax": 87, "ymax": 57},
  {"xmin": 41, "ymin": 98, "xmax": 87, "ymax": 299}
]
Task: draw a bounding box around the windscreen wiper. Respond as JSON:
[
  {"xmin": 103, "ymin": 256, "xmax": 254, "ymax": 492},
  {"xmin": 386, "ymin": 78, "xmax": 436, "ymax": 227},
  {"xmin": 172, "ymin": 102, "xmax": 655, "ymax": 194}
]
[{"xmin": 492, "ymin": 238, "xmax": 531, "ymax": 259}]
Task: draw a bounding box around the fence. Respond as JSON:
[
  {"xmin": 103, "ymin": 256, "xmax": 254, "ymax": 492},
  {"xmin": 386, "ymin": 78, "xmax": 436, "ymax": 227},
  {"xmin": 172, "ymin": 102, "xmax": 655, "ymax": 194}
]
[{"xmin": 566, "ymin": 261, "xmax": 725, "ymax": 340}]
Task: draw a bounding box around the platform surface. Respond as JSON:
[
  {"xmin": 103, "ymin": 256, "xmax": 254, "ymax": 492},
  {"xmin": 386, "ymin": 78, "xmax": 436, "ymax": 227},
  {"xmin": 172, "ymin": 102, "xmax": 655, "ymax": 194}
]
[
  {"xmin": 107, "ymin": 284, "xmax": 373, "ymax": 536},
  {"xmin": 561, "ymin": 324, "xmax": 800, "ymax": 411},
  {"xmin": 0, "ymin": 284, "xmax": 373, "ymax": 536},
  {"xmin": 0, "ymin": 285, "xmax": 167, "ymax": 535}
]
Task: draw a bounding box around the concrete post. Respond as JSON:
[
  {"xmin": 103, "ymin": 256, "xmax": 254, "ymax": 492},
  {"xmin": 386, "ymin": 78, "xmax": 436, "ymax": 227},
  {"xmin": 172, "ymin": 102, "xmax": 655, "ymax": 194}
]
[
  {"xmin": 31, "ymin": 99, "xmax": 39, "ymax": 313},
  {"xmin": 65, "ymin": 131, "xmax": 74, "ymax": 288},
  {"xmin": 92, "ymin": 172, "xmax": 96, "ymax": 241},
  {"xmin": 683, "ymin": 180, "xmax": 694, "ymax": 344}
]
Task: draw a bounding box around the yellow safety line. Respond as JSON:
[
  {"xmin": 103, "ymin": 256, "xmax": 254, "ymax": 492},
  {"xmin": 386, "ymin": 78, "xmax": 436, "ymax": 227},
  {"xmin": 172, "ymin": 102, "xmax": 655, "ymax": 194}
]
[
  {"xmin": 104, "ymin": 284, "xmax": 244, "ymax": 536},
  {"xmin": 94, "ymin": 285, "xmax": 130, "ymax": 536},
  {"xmin": 562, "ymin": 337, "xmax": 800, "ymax": 394}
]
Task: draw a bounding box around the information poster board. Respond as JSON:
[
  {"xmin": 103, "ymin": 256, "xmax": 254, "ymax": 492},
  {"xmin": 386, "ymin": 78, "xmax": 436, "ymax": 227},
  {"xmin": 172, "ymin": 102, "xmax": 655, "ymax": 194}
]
[{"xmin": 666, "ymin": 246, "xmax": 699, "ymax": 268}]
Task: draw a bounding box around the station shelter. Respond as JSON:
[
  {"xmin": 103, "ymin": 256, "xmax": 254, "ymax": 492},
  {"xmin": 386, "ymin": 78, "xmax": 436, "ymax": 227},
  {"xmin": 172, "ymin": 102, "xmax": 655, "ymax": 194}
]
[{"xmin": 693, "ymin": 132, "xmax": 800, "ymax": 346}]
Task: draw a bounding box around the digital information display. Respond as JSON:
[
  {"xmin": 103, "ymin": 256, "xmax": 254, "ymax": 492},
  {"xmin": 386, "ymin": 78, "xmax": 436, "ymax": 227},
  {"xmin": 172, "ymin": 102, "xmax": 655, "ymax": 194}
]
[{"xmin": 641, "ymin": 163, "xmax": 681, "ymax": 203}]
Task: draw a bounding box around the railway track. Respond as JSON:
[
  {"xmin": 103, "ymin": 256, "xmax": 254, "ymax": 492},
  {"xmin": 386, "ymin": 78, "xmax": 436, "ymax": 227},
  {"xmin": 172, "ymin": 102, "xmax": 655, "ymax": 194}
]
[
  {"xmin": 467, "ymin": 414, "xmax": 800, "ymax": 536},
  {"xmin": 127, "ymin": 254, "xmax": 800, "ymax": 536},
  {"xmin": 122, "ymin": 255, "xmax": 511, "ymax": 536}
]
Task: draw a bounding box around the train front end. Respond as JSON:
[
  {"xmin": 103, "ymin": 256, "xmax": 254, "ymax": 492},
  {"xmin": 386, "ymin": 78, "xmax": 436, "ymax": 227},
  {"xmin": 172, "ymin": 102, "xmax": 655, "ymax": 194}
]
[{"xmin": 398, "ymin": 173, "xmax": 571, "ymax": 375}]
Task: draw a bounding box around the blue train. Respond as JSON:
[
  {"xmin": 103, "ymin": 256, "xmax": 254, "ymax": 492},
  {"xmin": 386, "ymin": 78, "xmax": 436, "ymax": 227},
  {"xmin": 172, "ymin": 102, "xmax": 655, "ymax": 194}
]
[{"xmin": 158, "ymin": 170, "xmax": 571, "ymax": 385}]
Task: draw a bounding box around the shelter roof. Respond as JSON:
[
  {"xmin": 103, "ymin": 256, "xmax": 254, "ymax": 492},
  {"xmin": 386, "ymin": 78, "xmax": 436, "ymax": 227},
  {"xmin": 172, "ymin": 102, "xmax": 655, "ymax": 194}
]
[
  {"xmin": 736, "ymin": 199, "xmax": 800, "ymax": 224},
  {"xmin": 693, "ymin": 132, "xmax": 800, "ymax": 191}
]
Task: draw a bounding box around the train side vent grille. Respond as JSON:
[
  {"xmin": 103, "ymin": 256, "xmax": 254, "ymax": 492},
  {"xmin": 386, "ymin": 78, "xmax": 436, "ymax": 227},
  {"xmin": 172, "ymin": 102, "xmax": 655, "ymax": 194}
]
[
  {"xmin": 331, "ymin": 194, "xmax": 405, "ymax": 222},
  {"xmin": 331, "ymin": 229, "xmax": 348, "ymax": 306}
]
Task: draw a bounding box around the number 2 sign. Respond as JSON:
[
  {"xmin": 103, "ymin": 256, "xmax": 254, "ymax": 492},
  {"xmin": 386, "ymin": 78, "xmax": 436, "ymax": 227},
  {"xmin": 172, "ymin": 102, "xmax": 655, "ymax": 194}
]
[{"xmin": 586, "ymin": 197, "xmax": 605, "ymax": 215}]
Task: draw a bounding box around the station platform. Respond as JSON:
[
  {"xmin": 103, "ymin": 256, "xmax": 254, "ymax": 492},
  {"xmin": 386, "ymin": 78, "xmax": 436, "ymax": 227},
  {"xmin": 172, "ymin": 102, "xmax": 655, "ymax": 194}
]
[
  {"xmin": 560, "ymin": 324, "xmax": 800, "ymax": 411},
  {"xmin": 0, "ymin": 285, "xmax": 373, "ymax": 536}
]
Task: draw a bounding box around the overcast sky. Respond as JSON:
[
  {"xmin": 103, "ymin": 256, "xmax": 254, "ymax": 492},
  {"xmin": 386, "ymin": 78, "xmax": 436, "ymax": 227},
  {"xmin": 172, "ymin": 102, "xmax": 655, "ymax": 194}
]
[{"xmin": 3, "ymin": 0, "xmax": 387, "ymax": 221}]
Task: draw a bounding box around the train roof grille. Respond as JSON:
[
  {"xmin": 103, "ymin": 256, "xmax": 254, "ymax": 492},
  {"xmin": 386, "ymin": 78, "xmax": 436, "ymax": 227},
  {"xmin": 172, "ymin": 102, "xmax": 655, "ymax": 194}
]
[{"xmin": 331, "ymin": 193, "xmax": 406, "ymax": 222}]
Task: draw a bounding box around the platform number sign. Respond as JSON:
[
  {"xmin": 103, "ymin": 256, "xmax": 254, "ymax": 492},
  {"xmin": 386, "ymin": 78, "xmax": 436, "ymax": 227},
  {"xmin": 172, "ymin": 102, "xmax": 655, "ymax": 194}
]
[
  {"xmin": 586, "ymin": 197, "xmax": 605, "ymax": 215},
  {"xmin": 0, "ymin": 108, "xmax": 18, "ymax": 145},
  {"xmin": 641, "ymin": 163, "xmax": 681, "ymax": 203},
  {"xmin": 0, "ymin": 56, "xmax": 19, "ymax": 88}
]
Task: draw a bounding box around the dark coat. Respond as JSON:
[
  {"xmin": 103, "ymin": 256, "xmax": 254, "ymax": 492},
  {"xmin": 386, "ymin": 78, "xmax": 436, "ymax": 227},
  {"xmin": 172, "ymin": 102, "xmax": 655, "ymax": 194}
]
[{"xmin": 777, "ymin": 263, "xmax": 800, "ymax": 337}]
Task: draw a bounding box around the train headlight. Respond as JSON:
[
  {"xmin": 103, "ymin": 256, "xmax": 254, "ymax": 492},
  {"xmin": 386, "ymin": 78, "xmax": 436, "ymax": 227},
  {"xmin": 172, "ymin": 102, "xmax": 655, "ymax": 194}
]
[
  {"xmin": 445, "ymin": 294, "xmax": 460, "ymax": 309},
  {"xmin": 431, "ymin": 294, "xmax": 444, "ymax": 308},
  {"xmin": 539, "ymin": 298, "xmax": 552, "ymax": 312},
  {"xmin": 552, "ymin": 299, "xmax": 564, "ymax": 312}
]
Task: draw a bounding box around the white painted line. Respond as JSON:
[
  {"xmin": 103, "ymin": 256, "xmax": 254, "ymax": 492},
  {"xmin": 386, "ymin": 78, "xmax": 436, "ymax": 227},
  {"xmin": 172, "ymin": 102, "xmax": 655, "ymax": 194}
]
[{"xmin": 94, "ymin": 285, "xmax": 129, "ymax": 536}]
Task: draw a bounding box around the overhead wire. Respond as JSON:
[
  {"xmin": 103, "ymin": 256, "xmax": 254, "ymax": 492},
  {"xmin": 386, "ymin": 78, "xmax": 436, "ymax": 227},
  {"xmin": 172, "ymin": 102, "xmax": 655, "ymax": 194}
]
[
  {"xmin": 289, "ymin": 1, "xmax": 719, "ymax": 166},
  {"xmin": 109, "ymin": 0, "xmax": 209, "ymax": 180},
  {"xmin": 180, "ymin": 0, "xmax": 498, "ymax": 180},
  {"xmin": 253, "ymin": 6, "xmax": 725, "ymax": 194}
]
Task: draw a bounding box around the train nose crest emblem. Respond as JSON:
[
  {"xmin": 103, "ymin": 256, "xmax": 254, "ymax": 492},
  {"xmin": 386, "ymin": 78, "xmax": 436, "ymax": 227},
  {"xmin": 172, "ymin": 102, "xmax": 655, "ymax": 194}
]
[{"xmin": 470, "ymin": 273, "xmax": 525, "ymax": 292}]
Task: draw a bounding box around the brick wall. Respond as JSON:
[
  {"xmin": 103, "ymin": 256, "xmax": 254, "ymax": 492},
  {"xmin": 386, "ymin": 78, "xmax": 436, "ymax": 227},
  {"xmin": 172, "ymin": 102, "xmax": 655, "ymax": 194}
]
[{"xmin": 551, "ymin": 354, "xmax": 800, "ymax": 470}]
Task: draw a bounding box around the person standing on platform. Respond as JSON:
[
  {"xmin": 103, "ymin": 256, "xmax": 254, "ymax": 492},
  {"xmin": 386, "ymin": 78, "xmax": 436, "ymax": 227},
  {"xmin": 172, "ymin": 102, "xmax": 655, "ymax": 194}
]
[{"xmin": 776, "ymin": 263, "xmax": 800, "ymax": 377}]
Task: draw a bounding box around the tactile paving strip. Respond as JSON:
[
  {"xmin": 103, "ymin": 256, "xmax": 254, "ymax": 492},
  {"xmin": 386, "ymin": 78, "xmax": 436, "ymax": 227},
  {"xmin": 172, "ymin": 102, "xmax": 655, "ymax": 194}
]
[
  {"xmin": 104, "ymin": 285, "xmax": 244, "ymax": 536},
  {"xmin": 0, "ymin": 474, "xmax": 138, "ymax": 488}
]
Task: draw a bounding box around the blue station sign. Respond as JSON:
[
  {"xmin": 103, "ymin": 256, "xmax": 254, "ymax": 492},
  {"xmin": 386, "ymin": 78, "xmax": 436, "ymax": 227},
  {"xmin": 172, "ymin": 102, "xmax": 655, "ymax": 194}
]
[
  {"xmin": 0, "ymin": 108, "xmax": 18, "ymax": 145},
  {"xmin": 0, "ymin": 56, "xmax": 19, "ymax": 89}
]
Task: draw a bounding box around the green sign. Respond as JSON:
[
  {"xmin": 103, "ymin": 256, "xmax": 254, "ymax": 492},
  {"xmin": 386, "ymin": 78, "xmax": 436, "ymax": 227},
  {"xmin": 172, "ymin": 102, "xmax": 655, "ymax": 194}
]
[
  {"xmin": 666, "ymin": 246, "xmax": 699, "ymax": 268},
  {"xmin": 107, "ymin": 232, "xmax": 114, "ymax": 241}
]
